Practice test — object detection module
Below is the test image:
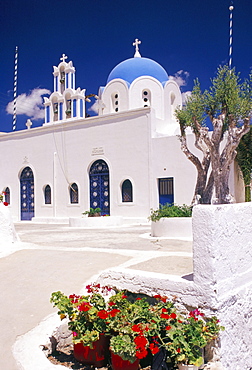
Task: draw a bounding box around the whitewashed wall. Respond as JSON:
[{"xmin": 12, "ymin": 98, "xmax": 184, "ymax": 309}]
[{"xmin": 97, "ymin": 203, "xmax": 252, "ymax": 369}]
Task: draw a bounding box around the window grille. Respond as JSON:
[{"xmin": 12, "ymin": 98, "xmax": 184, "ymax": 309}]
[
  {"xmin": 122, "ymin": 179, "xmax": 133, "ymax": 202},
  {"xmin": 44, "ymin": 185, "xmax": 51, "ymax": 204},
  {"xmin": 70, "ymin": 183, "xmax": 78, "ymax": 204}
]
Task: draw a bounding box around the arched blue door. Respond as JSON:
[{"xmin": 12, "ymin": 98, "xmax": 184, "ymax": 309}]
[
  {"xmin": 89, "ymin": 160, "xmax": 110, "ymax": 215},
  {"xmin": 20, "ymin": 167, "xmax": 35, "ymax": 220}
]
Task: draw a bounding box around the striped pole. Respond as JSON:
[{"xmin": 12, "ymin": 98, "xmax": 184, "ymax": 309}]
[
  {"xmin": 229, "ymin": 3, "xmax": 234, "ymax": 69},
  {"xmin": 13, "ymin": 46, "xmax": 18, "ymax": 131}
]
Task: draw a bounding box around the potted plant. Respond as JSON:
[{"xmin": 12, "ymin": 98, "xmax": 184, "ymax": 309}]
[
  {"xmin": 150, "ymin": 298, "xmax": 224, "ymax": 370},
  {"xmin": 106, "ymin": 291, "xmax": 153, "ymax": 370},
  {"xmin": 50, "ymin": 284, "xmax": 112, "ymax": 367},
  {"xmin": 149, "ymin": 203, "xmax": 193, "ymax": 238},
  {"xmin": 82, "ymin": 207, "xmax": 101, "ymax": 217}
]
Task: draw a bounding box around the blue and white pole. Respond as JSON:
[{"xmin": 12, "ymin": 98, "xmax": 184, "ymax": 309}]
[
  {"xmin": 13, "ymin": 46, "xmax": 18, "ymax": 131},
  {"xmin": 229, "ymin": 3, "xmax": 234, "ymax": 69}
]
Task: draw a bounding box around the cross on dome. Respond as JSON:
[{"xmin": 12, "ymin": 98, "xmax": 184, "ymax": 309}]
[
  {"xmin": 133, "ymin": 38, "xmax": 141, "ymax": 58},
  {"xmin": 60, "ymin": 53, "xmax": 68, "ymax": 63}
]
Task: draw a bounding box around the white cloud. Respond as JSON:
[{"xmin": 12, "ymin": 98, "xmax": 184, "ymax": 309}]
[
  {"xmin": 6, "ymin": 88, "xmax": 50, "ymax": 120},
  {"xmin": 89, "ymin": 100, "xmax": 99, "ymax": 114},
  {"xmin": 182, "ymin": 91, "xmax": 192, "ymax": 104},
  {"xmin": 169, "ymin": 70, "xmax": 189, "ymax": 87}
]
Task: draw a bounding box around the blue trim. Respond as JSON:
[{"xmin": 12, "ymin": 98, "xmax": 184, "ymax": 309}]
[
  {"xmin": 66, "ymin": 73, "xmax": 69, "ymax": 89},
  {"xmin": 46, "ymin": 106, "xmax": 50, "ymax": 123},
  {"xmin": 55, "ymin": 76, "xmax": 58, "ymax": 92},
  {"xmin": 73, "ymin": 99, "xmax": 77, "ymax": 117},
  {"xmin": 80, "ymin": 100, "xmax": 83, "ymax": 117},
  {"xmin": 71, "ymin": 73, "xmax": 74, "ymax": 89},
  {"xmin": 59, "ymin": 102, "xmax": 63, "ymax": 120}
]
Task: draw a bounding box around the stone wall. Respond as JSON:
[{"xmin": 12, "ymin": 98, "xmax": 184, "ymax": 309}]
[{"xmin": 97, "ymin": 203, "xmax": 252, "ymax": 369}]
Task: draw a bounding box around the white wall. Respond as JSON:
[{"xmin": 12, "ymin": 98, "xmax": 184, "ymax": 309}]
[{"xmin": 97, "ymin": 202, "xmax": 252, "ymax": 369}]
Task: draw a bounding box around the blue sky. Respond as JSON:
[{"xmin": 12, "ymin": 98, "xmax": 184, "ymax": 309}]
[{"xmin": 0, "ymin": 0, "xmax": 251, "ymax": 132}]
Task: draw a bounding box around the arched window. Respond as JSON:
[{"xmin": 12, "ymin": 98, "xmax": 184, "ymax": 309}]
[
  {"xmin": 70, "ymin": 183, "xmax": 78, "ymax": 204},
  {"xmin": 122, "ymin": 179, "xmax": 133, "ymax": 202},
  {"xmin": 142, "ymin": 89, "xmax": 151, "ymax": 107},
  {"xmin": 44, "ymin": 185, "xmax": 51, "ymax": 204},
  {"xmin": 112, "ymin": 93, "xmax": 119, "ymax": 112},
  {"xmin": 4, "ymin": 187, "xmax": 10, "ymax": 204}
]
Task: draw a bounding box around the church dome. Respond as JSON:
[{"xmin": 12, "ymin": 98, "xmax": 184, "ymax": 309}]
[{"xmin": 107, "ymin": 57, "xmax": 169, "ymax": 85}]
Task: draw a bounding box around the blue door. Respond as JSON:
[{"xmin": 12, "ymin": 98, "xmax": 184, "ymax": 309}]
[
  {"xmin": 20, "ymin": 167, "xmax": 35, "ymax": 220},
  {"xmin": 89, "ymin": 160, "xmax": 110, "ymax": 215},
  {"xmin": 158, "ymin": 177, "xmax": 174, "ymax": 206}
]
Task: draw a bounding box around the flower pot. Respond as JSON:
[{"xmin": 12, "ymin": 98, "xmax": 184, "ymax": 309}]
[
  {"xmin": 73, "ymin": 334, "xmax": 109, "ymax": 367},
  {"xmin": 178, "ymin": 365, "xmax": 199, "ymax": 370},
  {"xmin": 110, "ymin": 352, "xmax": 140, "ymax": 370}
]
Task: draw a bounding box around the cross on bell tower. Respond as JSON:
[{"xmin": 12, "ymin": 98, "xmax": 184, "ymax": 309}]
[
  {"xmin": 60, "ymin": 53, "xmax": 68, "ymax": 63},
  {"xmin": 133, "ymin": 38, "xmax": 141, "ymax": 58}
]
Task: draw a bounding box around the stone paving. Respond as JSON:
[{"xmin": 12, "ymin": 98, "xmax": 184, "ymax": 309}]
[{"xmin": 0, "ymin": 222, "xmax": 192, "ymax": 370}]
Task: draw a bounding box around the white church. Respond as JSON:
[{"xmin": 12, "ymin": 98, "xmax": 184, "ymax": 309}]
[{"xmin": 0, "ymin": 40, "xmax": 244, "ymax": 222}]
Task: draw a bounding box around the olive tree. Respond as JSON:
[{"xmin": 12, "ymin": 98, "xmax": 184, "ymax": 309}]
[
  {"xmin": 175, "ymin": 65, "xmax": 252, "ymax": 204},
  {"xmin": 236, "ymin": 127, "xmax": 252, "ymax": 202}
]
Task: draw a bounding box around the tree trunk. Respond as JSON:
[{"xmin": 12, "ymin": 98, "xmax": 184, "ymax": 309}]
[{"xmin": 245, "ymin": 184, "xmax": 251, "ymax": 202}]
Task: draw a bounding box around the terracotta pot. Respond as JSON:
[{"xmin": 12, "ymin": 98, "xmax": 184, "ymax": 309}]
[
  {"xmin": 73, "ymin": 334, "xmax": 109, "ymax": 367},
  {"xmin": 110, "ymin": 351, "xmax": 139, "ymax": 370}
]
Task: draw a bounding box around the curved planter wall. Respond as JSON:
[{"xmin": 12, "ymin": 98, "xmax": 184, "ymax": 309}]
[
  {"xmin": 69, "ymin": 216, "xmax": 123, "ymax": 228},
  {"xmin": 151, "ymin": 217, "xmax": 192, "ymax": 238}
]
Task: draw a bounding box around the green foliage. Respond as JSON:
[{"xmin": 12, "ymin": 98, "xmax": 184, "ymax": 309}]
[
  {"xmin": 82, "ymin": 207, "xmax": 101, "ymax": 216},
  {"xmin": 149, "ymin": 204, "xmax": 192, "ymax": 222},
  {"xmin": 176, "ymin": 65, "xmax": 252, "ymax": 132},
  {"xmin": 50, "ymin": 287, "xmax": 224, "ymax": 366}
]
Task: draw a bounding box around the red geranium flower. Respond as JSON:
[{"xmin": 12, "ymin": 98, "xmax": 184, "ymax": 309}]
[
  {"xmin": 97, "ymin": 310, "xmax": 109, "ymax": 319},
  {"xmin": 161, "ymin": 313, "xmax": 170, "ymax": 319},
  {"xmin": 134, "ymin": 335, "xmax": 148, "ymax": 348},
  {"xmin": 165, "ymin": 325, "xmax": 171, "ymax": 330},
  {"xmin": 136, "ymin": 348, "xmax": 148, "ymax": 359},
  {"xmin": 176, "ymin": 348, "xmax": 181, "ymax": 353},
  {"xmin": 132, "ymin": 324, "xmax": 142, "ymax": 333},
  {"xmin": 78, "ymin": 302, "xmax": 92, "ymax": 312},
  {"xmin": 149, "ymin": 343, "xmax": 159, "ymax": 355},
  {"xmin": 109, "ymin": 308, "xmax": 120, "ymax": 317},
  {"xmin": 170, "ymin": 313, "xmax": 177, "ymax": 319}
]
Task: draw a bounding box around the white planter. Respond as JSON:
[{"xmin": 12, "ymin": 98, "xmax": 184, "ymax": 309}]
[
  {"xmin": 151, "ymin": 217, "xmax": 192, "ymax": 238},
  {"xmin": 69, "ymin": 216, "xmax": 123, "ymax": 228},
  {"xmin": 178, "ymin": 365, "xmax": 198, "ymax": 370},
  {"xmin": 0, "ymin": 203, "xmax": 19, "ymax": 243}
]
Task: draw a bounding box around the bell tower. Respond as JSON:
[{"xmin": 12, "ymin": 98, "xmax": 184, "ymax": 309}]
[{"xmin": 44, "ymin": 54, "xmax": 86, "ymax": 124}]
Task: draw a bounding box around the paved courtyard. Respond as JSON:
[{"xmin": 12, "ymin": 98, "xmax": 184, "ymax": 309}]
[{"xmin": 0, "ymin": 222, "xmax": 192, "ymax": 370}]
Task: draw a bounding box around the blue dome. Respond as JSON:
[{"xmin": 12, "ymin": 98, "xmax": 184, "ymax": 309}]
[{"xmin": 107, "ymin": 57, "xmax": 169, "ymax": 85}]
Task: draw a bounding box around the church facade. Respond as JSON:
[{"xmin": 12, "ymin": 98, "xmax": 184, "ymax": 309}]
[{"xmin": 0, "ymin": 42, "xmax": 244, "ymax": 222}]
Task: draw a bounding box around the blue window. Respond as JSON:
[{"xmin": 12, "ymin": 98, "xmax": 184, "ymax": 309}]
[
  {"xmin": 70, "ymin": 183, "xmax": 78, "ymax": 204},
  {"xmin": 44, "ymin": 185, "xmax": 51, "ymax": 204},
  {"xmin": 158, "ymin": 178, "xmax": 174, "ymax": 206},
  {"xmin": 122, "ymin": 180, "xmax": 133, "ymax": 202},
  {"xmin": 4, "ymin": 187, "xmax": 10, "ymax": 204}
]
